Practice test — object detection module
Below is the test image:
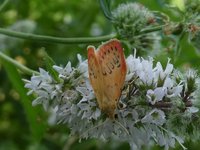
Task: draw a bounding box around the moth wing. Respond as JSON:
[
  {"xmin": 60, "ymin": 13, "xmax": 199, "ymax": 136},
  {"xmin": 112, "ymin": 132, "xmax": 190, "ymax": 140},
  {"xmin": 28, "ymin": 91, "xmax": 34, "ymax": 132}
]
[
  {"xmin": 97, "ymin": 39, "xmax": 127, "ymax": 117},
  {"xmin": 87, "ymin": 46, "xmax": 103, "ymax": 109}
]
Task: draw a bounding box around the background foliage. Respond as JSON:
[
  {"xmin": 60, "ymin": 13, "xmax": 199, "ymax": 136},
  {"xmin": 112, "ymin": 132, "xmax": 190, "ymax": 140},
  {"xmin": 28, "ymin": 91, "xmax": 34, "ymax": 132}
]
[{"xmin": 0, "ymin": 0, "xmax": 200, "ymax": 149}]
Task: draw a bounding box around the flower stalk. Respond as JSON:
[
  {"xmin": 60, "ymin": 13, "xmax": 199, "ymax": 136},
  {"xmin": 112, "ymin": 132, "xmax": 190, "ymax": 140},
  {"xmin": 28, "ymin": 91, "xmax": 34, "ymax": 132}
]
[
  {"xmin": 0, "ymin": 51, "xmax": 39, "ymax": 75},
  {"xmin": 0, "ymin": 28, "xmax": 117, "ymax": 44},
  {"xmin": 150, "ymin": 101, "xmax": 192, "ymax": 109}
]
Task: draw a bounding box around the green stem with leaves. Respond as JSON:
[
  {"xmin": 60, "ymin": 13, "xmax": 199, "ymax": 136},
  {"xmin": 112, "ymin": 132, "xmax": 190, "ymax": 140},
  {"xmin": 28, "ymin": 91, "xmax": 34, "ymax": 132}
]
[
  {"xmin": 0, "ymin": 52, "xmax": 39, "ymax": 75},
  {"xmin": 0, "ymin": 28, "xmax": 117, "ymax": 44}
]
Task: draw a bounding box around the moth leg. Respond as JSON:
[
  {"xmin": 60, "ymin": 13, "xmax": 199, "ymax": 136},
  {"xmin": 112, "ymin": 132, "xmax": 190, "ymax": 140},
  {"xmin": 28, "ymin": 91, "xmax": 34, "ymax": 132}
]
[{"xmin": 117, "ymin": 101, "xmax": 127, "ymax": 109}]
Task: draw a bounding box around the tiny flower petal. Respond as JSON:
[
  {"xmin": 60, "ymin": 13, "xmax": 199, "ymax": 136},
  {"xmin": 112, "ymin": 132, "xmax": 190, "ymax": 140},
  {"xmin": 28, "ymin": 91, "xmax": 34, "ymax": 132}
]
[{"xmin": 141, "ymin": 109, "xmax": 166, "ymax": 125}]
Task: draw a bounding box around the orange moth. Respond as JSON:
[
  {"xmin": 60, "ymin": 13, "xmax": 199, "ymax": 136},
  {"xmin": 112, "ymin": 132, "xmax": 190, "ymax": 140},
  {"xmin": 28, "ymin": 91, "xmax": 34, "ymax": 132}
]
[{"xmin": 87, "ymin": 39, "xmax": 127, "ymax": 119}]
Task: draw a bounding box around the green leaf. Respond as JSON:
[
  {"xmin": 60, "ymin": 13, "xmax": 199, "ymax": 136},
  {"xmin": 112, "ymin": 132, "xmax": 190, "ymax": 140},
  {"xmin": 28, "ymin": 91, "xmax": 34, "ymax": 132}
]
[
  {"xmin": 0, "ymin": 54, "xmax": 47, "ymax": 141},
  {"xmin": 99, "ymin": 0, "xmax": 113, "ymax": 20},
  {"xmin": 43, "ymin": 52, "xmax": 60, "ymax": 82}
]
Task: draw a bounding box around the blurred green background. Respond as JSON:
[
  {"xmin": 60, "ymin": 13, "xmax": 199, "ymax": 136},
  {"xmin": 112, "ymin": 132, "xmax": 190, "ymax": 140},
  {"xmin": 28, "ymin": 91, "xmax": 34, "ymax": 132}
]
[{"xmin": 0, "ymin": 0, "xmax": 200, "ymax": 149}]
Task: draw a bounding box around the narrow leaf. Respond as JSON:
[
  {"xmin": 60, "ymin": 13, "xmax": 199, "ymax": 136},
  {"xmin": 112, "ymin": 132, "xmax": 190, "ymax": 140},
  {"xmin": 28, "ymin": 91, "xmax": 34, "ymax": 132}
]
[
  {"xmin": 43, "ymin": 52, "xmax": 60, "ymax": 82},
  {"xmin": 99, "ymin": 0, "xmax": 113, "ymax": 20},
  {"xmin": 1, "ymin": 54, "xmax": 46, "ymax": 141}
]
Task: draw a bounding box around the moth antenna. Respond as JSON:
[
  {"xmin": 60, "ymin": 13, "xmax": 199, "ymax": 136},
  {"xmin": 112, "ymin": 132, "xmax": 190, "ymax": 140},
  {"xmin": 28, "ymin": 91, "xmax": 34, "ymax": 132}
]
[{"xmin": 114, "ymin": 120, "xmax": 130, "ymax": 136}]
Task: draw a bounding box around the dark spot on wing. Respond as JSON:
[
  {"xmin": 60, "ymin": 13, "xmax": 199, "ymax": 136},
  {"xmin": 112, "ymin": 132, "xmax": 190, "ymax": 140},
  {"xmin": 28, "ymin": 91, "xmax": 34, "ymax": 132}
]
[
  {"xmin": 102, "ymin": 69, "xmax": 107, "ymax": 76},
  {"xmin": 107, "ymin": 67, "xmax": 112, "ymax": 74},
  {"xmin": 102, "ymin": 72, "xmax": 107, "ymax": 76},
  {"xmin": 116, "ymin": 63, "xmax": 121, "ymax": 68},
  {"xmin": 114, "ymin": 46, "xmax": 118, "ymax": 51},
  {"xmin": 106, "ymin": 62, "xmax": 114, "ymax": 71},
  {"xmin": 110, "ymin": 62, "xmax": 114, "ymax": 69},
  {"xmin": 114, "ymin": 57, "xmax": 119, "ymax": 65}
]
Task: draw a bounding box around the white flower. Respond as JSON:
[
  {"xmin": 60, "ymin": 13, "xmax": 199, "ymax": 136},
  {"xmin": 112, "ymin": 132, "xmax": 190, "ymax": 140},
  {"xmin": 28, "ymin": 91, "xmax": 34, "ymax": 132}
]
[
  {"xmin": 32, "ymin": 96, "xmax": 49, "ymax": 110},
  {"xmin": 141, "ymin": 109, "xmax": 166, "ymax": 125},
  {"xmin": 61, "ymin": 90, "xmax": 79, "ymax": 102},
  {"xmin": 186, "ymin": 69, "xmax": 197, "ymax": 79},
  {"xmin": 24, "ymin": 68, "xmax": 61, "ymax": 110},
  {"xmin": 77, "ymin": 101, "xmax": 101, "ymax": 120},
  {"xmin": 126, "ymin": 55, "xmax": 140, "ymax": 73},
  {"xmin": 154, "ymin": 59, "xmax": 173, "ymax": 81},
  {"xmin": 146, "ymin": 87, "xmax": 166, "ymax": 105},
  {"xmin": 138, "ymin": 58, "xmax": 154, "ymax": 86},
  {"xmin": 51, "ymin": 84, "xmax": 63, "ymax": 99},
  {"xmin": 76, "ymin": 79, "xmax": 94, "ymax": 101},
  {"xmin": 48, "ymin": 107, "xmax": 58, "ymax": 126},
  {"xmin": 126, "ymin": 55, "xmax": 140, "ymax": 81},
  {"xmin": 164, "ymin": 59, "xmax": 173, "ymax": 75},
  {"xmin": 24, "ymin": 68, "xmax": 53, "ymax": 94},
  {"xmin": 53, "ymin": 62, "xmax": 73, "ymax": 79},
  {"xmin": 187, "ymin": 107, "xmax": 199, "ymax": 113},
  {"xmin": 126, "ymin": 55, "xmax": 155, "ymax": 86},
  {"xmin": 163, "ymin": 78, "xmax": 183, "ymax": 98},
  {"xmin": 77, "ymin": 54, "xmax": 88, "ymax": 77}
]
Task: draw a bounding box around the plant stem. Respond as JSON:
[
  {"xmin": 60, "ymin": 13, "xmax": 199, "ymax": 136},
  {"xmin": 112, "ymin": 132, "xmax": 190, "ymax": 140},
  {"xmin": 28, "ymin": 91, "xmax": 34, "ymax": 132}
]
[
  {"xmin": 140, "ymin": 25, "xmax": 164, "ymax": 34},
  {"xmin": 131, "ymin": 101, "xmax": 192, "ymax": 110},
  {"xmin": 151, "ymin": 101, "xmax": 192, "ymax": 108},
  {"xmin": 63, "ymin": 136, "xmax": 78, "ymax": 150},
  {"xmin": 0, "ymin": 0, "xmax": 9, "ymax": 12},
  {"xmin": 0, "ymin": 28, "xmax": 117, "ymax": 44},
  {"xmin": 0, "ymin": 52, "xmax": 39, "ymax": 75}
]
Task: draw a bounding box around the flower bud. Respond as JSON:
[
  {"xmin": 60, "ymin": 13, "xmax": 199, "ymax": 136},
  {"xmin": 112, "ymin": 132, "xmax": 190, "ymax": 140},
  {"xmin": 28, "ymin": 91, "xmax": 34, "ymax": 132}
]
[
  {"xmin": 112, "ymin": 2, "xmax": 155, "ymax": 38},
  {"xmin": 186, "ymin": 69, "xmax": 198, "ymax": 94},
  {"xmin": 112, "ymin": 3, "xmax": 160, "ymax": 53}
]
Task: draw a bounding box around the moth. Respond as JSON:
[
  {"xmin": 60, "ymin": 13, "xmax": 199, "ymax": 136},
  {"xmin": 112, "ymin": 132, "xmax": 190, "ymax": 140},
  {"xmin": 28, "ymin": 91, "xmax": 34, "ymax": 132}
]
[{"xmin": 87, "ymin": 39, "xmax": 127, "ymax": 119}]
